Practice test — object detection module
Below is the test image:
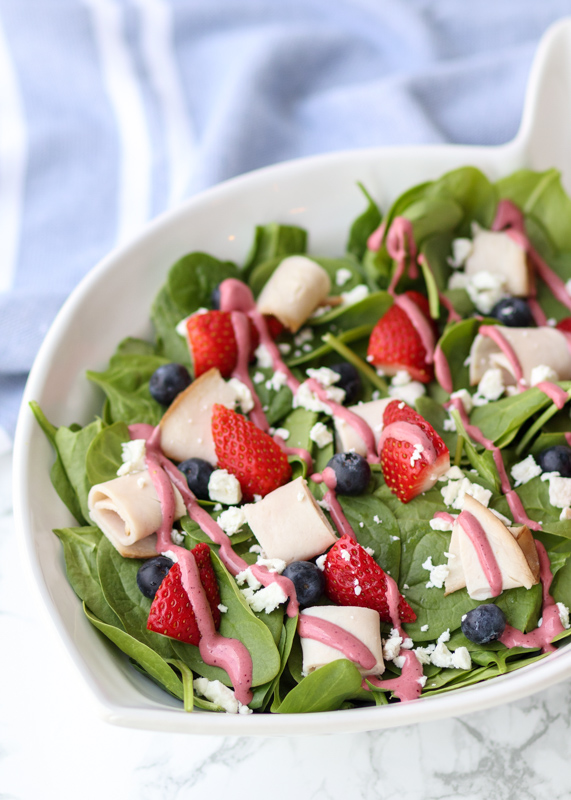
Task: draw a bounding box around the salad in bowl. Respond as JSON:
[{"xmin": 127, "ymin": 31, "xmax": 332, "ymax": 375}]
[{"xmin": 29, "ymin": 164, "xmax": 571, "ymax": 720}]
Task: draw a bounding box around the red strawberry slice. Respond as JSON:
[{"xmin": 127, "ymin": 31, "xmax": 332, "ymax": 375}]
[
  {"xmin": 147, "ymin": 543, "xmax": 221, "ymax": 645},
  {"xmin": 264, "ymin": 314, "xmax": 285, "ymax": 340},
  {"xmin": 367, "ymin": 291, "xmax": 434, "ymax": 383},
  {"xmin": 379, "ymin": 400, "xmax": 450, "ymax": 503},
  {"xmin": 556, "ymin": 318, "xmax": 571, "ymax": 334},
  {"xmin": 323, "ymin": 535, "xmax": 416, "ymax": 624},
  {"xmin": 186, "ymin": 311, "xmax": 260, "ymax": 378},
  {"xmin": 211, "ymin": 404, "xmax": 292, "ymax": 501}
]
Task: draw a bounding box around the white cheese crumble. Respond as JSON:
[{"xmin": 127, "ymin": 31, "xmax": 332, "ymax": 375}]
[
  {"xmin": 450, "ymin": 388, "xmax": 474, "ymax": 414},
  {"xmin": 414, "ymin": 629, "xmax": 471, "ymax": 670},
  {"xmin": 429, "ymin": 515, "xmax": 456, "ymax": 532},
  {"xmin": 557, "ymin": 602, "xmax": 571, "ymax": 629},
  {"xmin": 278, "ymin": 342, "xmax": 291, "ymax": 355},
  {"xmin": 530, "ymin": 364, "xmax": 559, "ymax": 386},
  {"xmin": 228, "ymin": 377, "xmax": 255, "ymax": 414},
  {"xmin": 175, "ymin": 315, "xmax": 191, "ymax": 336},
  {"xmin": 548, "ymin": 476, "xmax": 571, "ymax": 509},
  {"xmin": 391, "ymin": 370, "xmax": 413, "ymax": 387},
  {"xmin": 193, "ymin": 678, "xmax": 252, "ymax": 715},
  {"xmin": 335, "ymin": 267, "xmax": 353, "ymax": 286},
  {"xmin": 441, "ymin": 477, "xmax": 492, "ymax": 511},
  {"xmin": 315, "ymin": 553, "xmax": 327, "ymax": 571},
  {"xmin": 410, "ymin": 443, "xmax": 424, "ymax": 466},
  {"xmin": 218, "ymin": 604, "xmax": 228, "ymax": 613},
  {"xmin": 422, "ymin": 556, "xmax": 450, "ymax": 589},
  {"xmin": 265, "ymin": 370, "xmax": 288, "ymax": 392},
  {"xmin": 420, "ymin": 624, "xmax": 429, "ymax": 632},
  {"xmin": 388, "ymin": 378, "xmax": 426, "ymax": 406},
  {"xmin": 340, "ymin": 284, "xmax": 369, "ymax": 306},
  {"xmin": 217, "ymin": 506, "xmax": 247, "ymax": 536},
  {"xmin": 254, "ymin": 343, "xmax": 273, "ymax": 368},
  {"xmin": 294, "ymin": 328, "xmax": 313, "ymax": 347},
  {"xmin": 293, "ymin": 382, "xmax": 332, "ymax": 414},
  {"xmin": 161, "ymin": 549, "xmax": 178, "ymax": 563},
  {"xmin": 448, "ymin": 237, "xmax": 473, "ymax": 268},
  {"xmin": 116, "ymin": 439, "xmax": 147, "ymax": 476},
  {"xmin": 309, "ymin": 422, "xmax": 333, "ymax": 448},
  {"xmin": 253, "ymin": 371, "xmax": 265, "ymax": 384},
  {"xmin": 273, "ymin": 427, "xmax": 290, "ymax": 441},
  {"xmin": 208, "ymin": 469, "xmax": 243, "ymax": 505},
  {"xmin": 510, "ymin": 455, "xmax": 542, "ymax": 487},
  {"xmin": 472, "ymin": 368, "xmax": 505, "ymax": 405},
  {"xmin": 170, "ymin": 529, "xmax": 185, "ymax": 546},
  {"xmin": 450, "ymin": 270, "xmax": 507, "ymax": 315},
  {"xmin": 240, "ymin": 582, "xmax": 288, "ymax": 614},
  {"xmin": 383, "ymin": 629, "xmax": 403, "ymax": 661},
  {"xmin": 306, "ymin": 366, "xmax": 341, "ymax": 387}
]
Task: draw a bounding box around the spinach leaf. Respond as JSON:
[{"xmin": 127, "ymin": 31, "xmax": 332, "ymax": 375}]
[
  {"xmin": 243, "ymin": 223, "xmax": 307, "ymax": 275},
  {"xmin": 275, "ymin": 659, "xmax": 364, "ymax": 713},
  {"xmin": 55, "ymin": 419, "xmax": 106, "ymax": 523},
  {"xmin": 427, "ymin": 166, "xmax": 497, "ymax": 233},
  {"xmin": 336, "ymin": 494, "xmax": 401, "ymax": 581},
  {"xmin": 470, "ymin": 389, "xmax": 553, "ymax": 448},
  {"xmin": 85, "ymin": 421, "xmax": 130, "ymax": 486},
  {"xmin": 346, "ymin": 183, "xmax": 382, "ymax": 261},
  {"xmin": 151, "ymin": 285, "xmax": 193, "ymax": 365},
  {"xmin": 308, "ymin": 291, "xmax": 392, "ymax": 330}
]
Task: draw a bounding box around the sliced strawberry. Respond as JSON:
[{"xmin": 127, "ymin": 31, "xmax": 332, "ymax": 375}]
[
  {"xmin": 367, "ymin": 291, "xmax": 434, "ymax": 383},
  {"xmin": 264, "ymin": 314, "xmax": 285, "ymax": 340},
  {"xmin": 186, "ymin": 311, "xmax": 259, "ymax": 378},
  {"xmin": 147, "ymin": 543, "xmax": 221, "ymax": 645},
  {"xmin": 323, "ymin": 535, "xmax": 416, "ymax": 624},
  {"xmin": 211, "ymin": 404, "xmax": 292, "ymax": 501},
  {"xmin": 556, "ymin": 318, "xmax": 571, "ymax": 334},
  {"xmin": 379, "ymin": 400, "xmax": 450, "ymax": 503}
]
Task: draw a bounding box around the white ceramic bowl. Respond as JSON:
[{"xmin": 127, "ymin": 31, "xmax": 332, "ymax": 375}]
[{"xmin": 13, "ymin": 18, "xmax": 571, "ymax": 735}]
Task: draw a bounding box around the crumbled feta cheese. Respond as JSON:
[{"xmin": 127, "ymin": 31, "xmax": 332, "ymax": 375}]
[
  {"xmin": 530, "ymin": 364, "xmax": 559, "ymax": 386},
  {"xmin": 294, "ymin": 328, "xmax": 313, "ymax": 347},
  {"xmin": 293, "ymin": 382, "xmax": 331, "ymax": 414},
  {"xmin": 510, "ymin": 455, "xmax": 542, "ymax": 487},
  {"xmin": 450, "ymin": 388, "xmax": 474, "ymax": 414},
  {"xmin": 443, "ymin": 417, "xmax": 457, "ymax": 432},
  {"xmin": 273, "ymin": 427, "xmax": 290, "ymax": 441},
  {"xmin": 170, "ymin": 529, "xmax": 185, "ymax": 546},
  {"xmin": 235, "ymin": 567, "xmax": 263, "ymax": 591},
  {"xmin": 249, "ymin": 544, "xmax": 265, "ymax": 555},
  {"xmin": 441, "ymin": 477, "xmax": 492, "ymax": 510},
  {"xmin": 341, "ymin": 284, "xmax": 369, "ymax": 306},
  {"xmin": 422, "ymin": 556, "xmax": 450, "ymax": 589},
  {"xmin": 193, "ymin": 678, "xmax": 252, "ymax": 715},
  {"xmin": 309, "ymin": 421, "xmax": 333, "ymax": 448},
  {"xmin": 365, "ymin": 546, "xmax": 375, "ymax": 556},
  {"xmin": 306, "ymin": 367, "xmax": 341, "ymax": 387},
  {"xmin": 265, "ymin": 370, "xmax": 288, "ymax": 392},
  {"xmin": 228, "ymin": 377, "xmax": 255, "ymax": 414},
  {"xmin": 429, "ymin": 515, "xmax": 456, "ymax": 532},
  {"xmin": 557, "ymin": 602, "xmax": 571, "ymax": 629},
  {"xmin": 373, "ymin": 515, "xmax": 381, "ymax": 524},
  {"xmin": 256, "ymin": 557, "xmax": 286, "ymax": 574},
  {"xmin": 451, "ymin": 647, "xmax": 472, "ymax": 670},
  {"xmin": 278, "ymin": 343, "xmax": 291, "ymax": 355},
  {"xmin": 335, "ymin": 267, "xmax": 353, "ymax": 286},
  {"xmin": 241, "ymin": 582, "xmax": 288, "ymax": 614},
  {"xmin": 427, "ymin": 629, "xmax": 471, "ymax": 670},
  {"xmin": 388, "ymin": 380, "xmax": 426, "ymax": 406},
  {"xmin": 413, "ymin": 646, "xmax": 434, "ymax": 665},
  {"xmin": 161, "ymin": 549, "xmax": 178, "ymax": 563},
  {"xmin": 218, "ymin": 604, "xmax": 228, "ymax": 613},
  {"xmin": 315, "ymin": 553, "xmax": 327, "ymax": 571},
  {"xmin": 548, "ymin": 476, "xmax": 571, "ymax": 509},
  {"xmin": 311, "ymin": 304, "xmax": 332, "ymax": 319},
  {"xmin": 217, "ymin": 506, "xmax": 247, "ymax": 536},
  {"xmin": 383, "ymin": 629, "xmax": 403, "ymax": 661},
  {"xmin": 417, "ymin": 675, "xmax": 428, "ymax": 688},
  {"xmin": 316, "ymin": 497, "xmax": 331, "ymax": 511},
  {"xmin": 175, "ymin": 315, "xmax": 191, "ymax": 336},
  {"xmin": 325, "ymin": 385, "xmax": 346, "ymax": 404},
  {"xmin": 391, "ymin": 370, "xmax": 412, "ymax": 387},
  {"xmin": 208, "ymin": 469, "xmax": 243, "ymax": 505},
  {"xmin": 474, "ymin": 368, "xmax": 505, "ymax": 404},
  {"xmin": 255, "ymin": 343, "xmax": 273, "ymax": 368},
  {"xmin": 253, "ymin": 494, "xmax": 263, "ymax": 502},
  {"xmin": 448, "ymin": 237, "xmax": 473, "ymax": 268},
  {"xmin": 253, "ymin": 371, "xmax": 265, "ymax": 384},
  {"xmin": 116, "ymin": 439, "xmax": 147, "ymax": 476},
  {"xmin": 444, "ymin": 466, "xmax": 465, "ymax": 481},
  {"xmin": 465, "ymin": 271, "xmax": 507, "ymax": 314},
  {"xmin": 420, "ymin": 624, "xmax": 429, "ymax": 632},
  {"xmin": 393, "ymin": 655, "xmax": 406, "ymax": 670},
  {"xmin": 410, "ymin": 443, "xmax": 424, "ymax": 466}
]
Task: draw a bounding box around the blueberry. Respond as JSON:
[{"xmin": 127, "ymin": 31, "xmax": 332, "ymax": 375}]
[
  {"xmin": 137, "ymin": 555, "xmax": 174, "ymax": 599},
  {"xmin": 282, "ymin": 561, "xmax": 325, "ymax": 607},
  {"xmin": 461, "ymin": 604, "xmax": 506, "ymax": 644},
  {"xmin": 149, "ymin": 363, "xmax": 191, "ymax": 406},
  {"xmin": 326, "ymin": 452, "xmax": 371, "ymax": 495},
  {"xmin": 210, "ymin": 284, "xmax": 221, "ymax": 310},
  {"xmin": 329, "ymin": 363, "xmax": 362, "ymax": 405},
  {"xmin": 490, "ymin": 297, "xmax": 534, "ymax": 328},
  {"xmin": 538, "ymin": 445, "xmax": 571, "ymax": 478},
  {"xmin": 178, "ymin": 457, "xmax": 215, "ymax": 499}
]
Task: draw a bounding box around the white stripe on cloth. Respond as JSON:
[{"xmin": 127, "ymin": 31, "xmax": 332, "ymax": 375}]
[
  {"xmin": 83, "ymin": 0, "xmax": 152, "ymax": 244},
  {"xmin": 0, "ymin": 10, "xmax": 27, "ymax": 293},
  {"xmin": 133, "ymin": 0, "xmax": 196, "ymax": 209}
]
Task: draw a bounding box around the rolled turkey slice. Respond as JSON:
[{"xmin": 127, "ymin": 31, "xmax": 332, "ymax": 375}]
[
  {"xmin": 159, "ymin": 368, "xmax": 237, "ymax": 463},
  {"xmin": 300, "ymin": 606, "xmax": 385, "ymax": 677},
  {"xmin": 469, "ymin": 326, "xmax": 571, "ymax": 386},
  {"xmin": 256, "ymin": 255, "xmax": 331, "ymax": 332},
  {"xmin": 334, "ymin": 398, "xmax": 393, "ymax": 457},
  {"xmin": 243, "ymin": 476, "xmax": 337, "ymax": 564},
  {"xmin": 464, "ymin": 229, "xmax": 531, "ymax": 296},
  {"xmin": 444, "ymin": 494, "xmax": 539, "ymax": 600},
  {"xmin": 88, "ymin": 470, "xmax": 186, "ymax": 558}
]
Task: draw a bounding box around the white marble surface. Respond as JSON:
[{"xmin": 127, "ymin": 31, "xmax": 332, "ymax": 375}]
[{"xmin": 3, "ymin": 447, "xmax": 571, "ymax": 800}]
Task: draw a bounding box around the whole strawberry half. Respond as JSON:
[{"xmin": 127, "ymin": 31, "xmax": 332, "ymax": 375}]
[
  {"xmin": 186, "ymin": 310, "xmax": 259, "ymax": 378},
  {"xmin": 556, "ymin": 318, "xmax": 571, "ymax": 334},
  {"xmin": 211, "ymin": 404, "xmax": 292, "ymax": 501},
  {"xmin": 367, "ymin": 291, "xmax": 434, "ymax": 383},
  {"xmin": 324, "ymin": 535, "xmax": 416, "ymax": 624},
  {"xmin": 147, "ymin": 543, "xmax": 221, "ymax": 645},
  {"xmin": 380, "ymin": 400, "xmax": 450, "ymax": 503}
]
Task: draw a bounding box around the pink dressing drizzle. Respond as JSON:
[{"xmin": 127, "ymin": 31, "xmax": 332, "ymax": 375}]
[
  {"xmin": 535, "ymin": 381, "xmax": 569, "ymax": 410},
  {"xmin": 457, "ymin": 510, "xmax": 503, "ymax": 597},
  {"xmin": 449, "ymin": 397, "xmax": 541, "ymax": 531},
  {"xmin": 228, "ymin": 310, "xmax": 269, "ymax": 431},
  {"xmin": 434, "ymin": 510, "xmax": 456, "ymax": 526},
  {"xmin": 499, "ymin": 541, "xmax": 564, "ymax": 653},
  {"xmin": 310, "ymin": 468, "xmax": 357, "ymax": 542},
  {"xmin": 434, "ymin": 344, "xmax": 454, "ymax": 394},
  {"xmin": 477, "ymin": 325, "xmax": 525, "ymax": 389},
  {"xmin": 367, "ymin": 220, "xmax": 386, "ymax": 253},
  {"xmin": 394, "ymin": 293, "xmax": 435, "ymax": 364},
  {"xmin": 385, "ymin": 217, "xmax": 419, "ymax": 292},
  {"xmin": 298, "ymin": 615, "xmax": 378, "ymax": 671}
]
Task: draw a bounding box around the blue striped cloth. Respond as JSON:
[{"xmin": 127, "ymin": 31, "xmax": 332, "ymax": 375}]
[{"xmin": 1, "ymin": 0, "xmax": 570, "ymax": 445}]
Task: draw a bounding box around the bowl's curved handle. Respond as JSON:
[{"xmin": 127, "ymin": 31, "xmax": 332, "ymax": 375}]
[{"xmin": 514, "ymin": 17, "xmax": 571, "ymax": 191}]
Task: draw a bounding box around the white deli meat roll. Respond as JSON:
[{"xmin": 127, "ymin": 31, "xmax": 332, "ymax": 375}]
[
  {"xmin": 469, "ymin": 326, "xmax": 571, "ymax": 386},
  {"xmin": 300, "ymin": 606, "xmax": 385, "ymax": 676},
  {"xmin": 334, "ymin": 398, "xmax": 393, "ymax": 456},
  {"xmin": 256, "ymin": 255, "xmax": 331, "ymax": 332},
  {"xmin": 88, "ymin": 470, "xmax": 186, "ymax": 558},
  {"xmin": 464, "ymin": 229, "xmax": 531, "ymax": 297}
]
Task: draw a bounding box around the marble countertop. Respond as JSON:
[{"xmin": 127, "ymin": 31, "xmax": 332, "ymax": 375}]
[{"xmin": 3, "ymin": 446, "xmax": 571, "ymax": 800}]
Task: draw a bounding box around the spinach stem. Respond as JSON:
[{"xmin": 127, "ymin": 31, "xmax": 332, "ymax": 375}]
[
  {"xmin": 321, "ymin": 332, "xmax": 389, "ymax": 395},
  {"xmin": 167, "ymin": 658, "xmax": 194, "ymax": 712},
  {"xmin": 516, "ymin": 389, "xmax": 571, "ymax": 455},
  {"xmin": 454, "ymin": 434, "xmax": 464, "ymax": 468}
]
